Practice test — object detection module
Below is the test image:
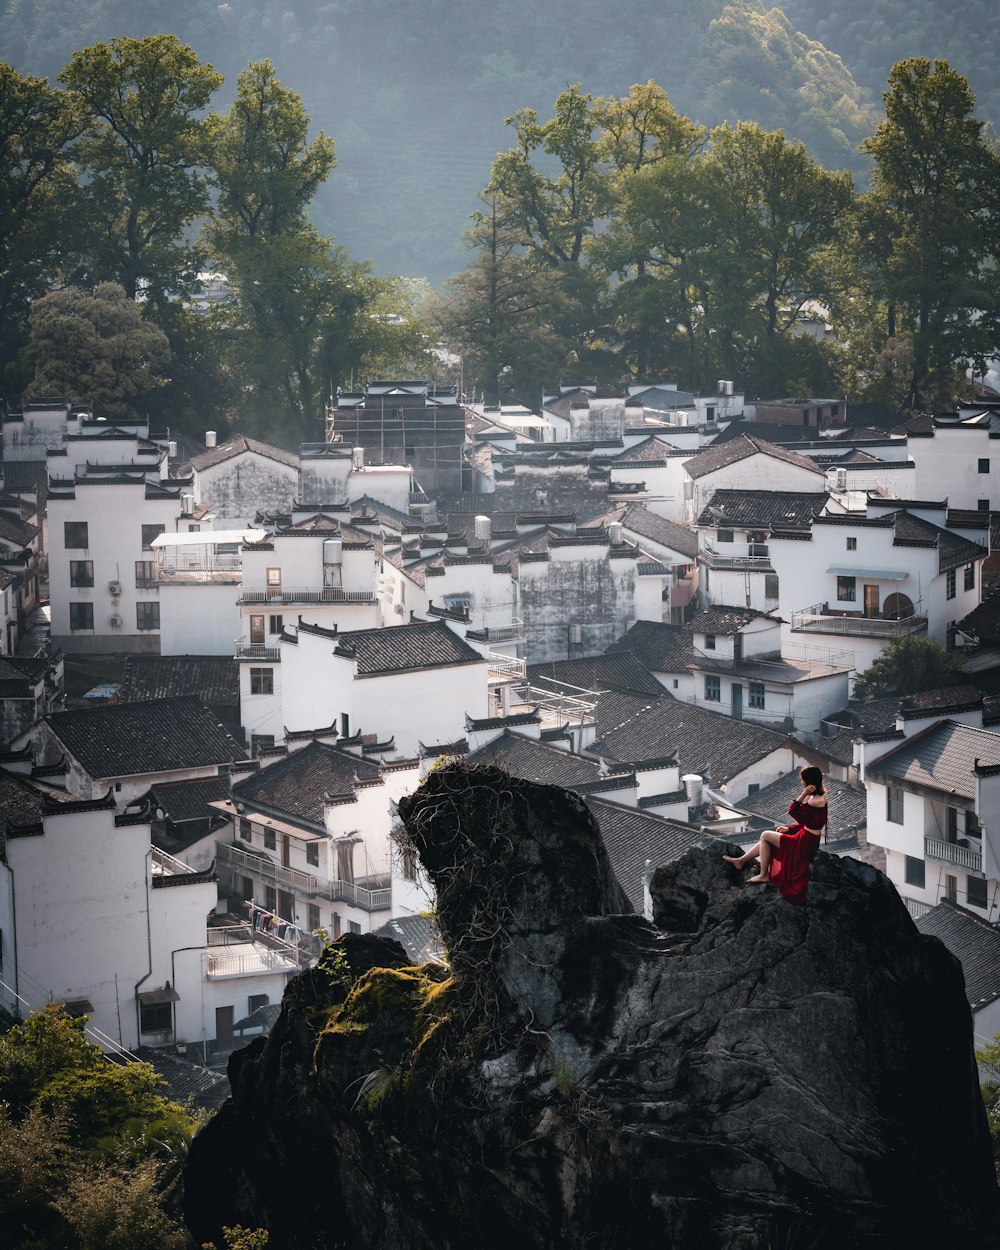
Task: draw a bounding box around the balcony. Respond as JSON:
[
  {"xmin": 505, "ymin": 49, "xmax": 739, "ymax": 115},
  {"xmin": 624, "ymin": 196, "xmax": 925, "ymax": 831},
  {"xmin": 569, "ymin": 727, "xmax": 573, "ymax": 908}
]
[
  {"xmin": 699, "ymin": 542, "xmax": 773, "ymax": 571},
  {"xmin": 239, "ymin": 586, "xmax": 375, "ymax": 605},
  {"xmin": 487, "ymin": 652, "xmax": 527, "ymax": 683},
  {"xmin": 790, "ymin": 602, "xmax": 927, "ymax": 639},
  {"xmin": 484, "ymin": 618, "xmax": 525, "ymax": 644},
  {"xmin": 235, "ymin": 642, "xmax": 281, "ymax": 661},
  {"xmin": 925, "ymin": 837, "xmax": 982, "ymax": 873},
  {"xmin": 904, "ymin": 897, "xmax": 934, "ymax": 920},
  {"xmin": 218, "ymin": 841, "xmax": 391, "ymax": 912}
]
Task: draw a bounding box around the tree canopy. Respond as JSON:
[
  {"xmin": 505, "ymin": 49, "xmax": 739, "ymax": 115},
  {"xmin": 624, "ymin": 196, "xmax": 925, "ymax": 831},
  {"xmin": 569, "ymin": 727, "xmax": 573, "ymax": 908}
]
[{"xmin": 851, "ymin": 633, "xmax": 965, "ymax": 701}]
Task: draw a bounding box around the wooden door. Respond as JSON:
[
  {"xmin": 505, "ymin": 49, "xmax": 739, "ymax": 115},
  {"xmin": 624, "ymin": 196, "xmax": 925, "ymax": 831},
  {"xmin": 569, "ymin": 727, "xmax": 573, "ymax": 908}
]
[
  {"xmin": 864, "ymin": 585, "xmax": 879, "ymax": 618},
  {"xmin": 250, "ymin": 614, "xmax": 265, "ymax": 644},
  {"xmin": 215, "ymin": 1005, "xmax": 234, "ymax": 1051}
]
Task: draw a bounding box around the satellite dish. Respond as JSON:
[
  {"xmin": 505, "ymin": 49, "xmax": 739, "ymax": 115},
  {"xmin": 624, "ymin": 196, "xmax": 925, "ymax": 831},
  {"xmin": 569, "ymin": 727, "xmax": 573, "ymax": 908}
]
[{"xmin": 155, "ymin": 808, "xmax": 165, "ymax": 821}]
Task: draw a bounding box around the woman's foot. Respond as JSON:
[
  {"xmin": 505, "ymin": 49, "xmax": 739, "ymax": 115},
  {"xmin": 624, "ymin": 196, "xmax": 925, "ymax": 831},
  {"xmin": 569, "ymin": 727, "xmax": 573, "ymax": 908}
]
[
  {"xmin": 746, "ymin": 874, "xmax": 768, "ymax": 884},
  {"xmin": 722, "ymin": 854, "xmax": 745, "ymax": 867}
]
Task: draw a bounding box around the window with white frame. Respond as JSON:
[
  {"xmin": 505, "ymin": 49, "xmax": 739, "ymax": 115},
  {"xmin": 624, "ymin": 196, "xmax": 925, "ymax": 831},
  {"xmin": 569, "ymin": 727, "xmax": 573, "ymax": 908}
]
[
  {"xmin": 250, "ymin": 667, "xmax": 274, "ymax": 695},
  {"xmin": 946, "ymin": 569, "xmax": 956, "ymax": 600}
]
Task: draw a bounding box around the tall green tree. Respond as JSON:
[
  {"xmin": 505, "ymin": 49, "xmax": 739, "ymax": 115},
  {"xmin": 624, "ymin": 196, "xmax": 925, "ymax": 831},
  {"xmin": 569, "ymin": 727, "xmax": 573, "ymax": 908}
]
[
  {"xmin": 22, "ymin": 283, "xmax": 171, "ymax": 419},
  {"xmin": 858, "ymin": 58, "xmax": 1000, "ymax": 409},
  {"xmin": 0, "ymin": 63, "xmax": 78, "ymax": 395},
  {"xmin": 58, "ymin": 35, "xmax": 223, "ymax": 304}
]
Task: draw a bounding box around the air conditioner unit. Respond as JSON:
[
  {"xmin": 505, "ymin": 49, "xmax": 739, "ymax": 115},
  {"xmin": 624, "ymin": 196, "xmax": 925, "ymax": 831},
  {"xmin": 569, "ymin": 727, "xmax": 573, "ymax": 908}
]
[
  {"xmin": 108, "ymin": 581, "xmax": 122, "ymax": 597},
  {"xmin": 109, "ymin": 614, "xmax": 122, "ymax": 628}
]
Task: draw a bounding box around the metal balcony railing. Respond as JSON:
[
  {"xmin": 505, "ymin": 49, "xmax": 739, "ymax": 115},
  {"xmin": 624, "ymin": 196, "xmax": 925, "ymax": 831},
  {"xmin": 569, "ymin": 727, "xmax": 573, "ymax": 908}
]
[
  {"xmin": 925, "ymin": 837, "xmax": 982, "ymax": 872},
  {"xmin": 699, "ymin": 543, "xmax": 773, "ymax": 571},
  {"xmin": 240, "ymin": 587, "xmax": 374, "ymax": 604},
  {"xmin": 484, "ymin": 618, "xmax": 525, "ymax": 643},
  {"xmin": 218, "ymin": 842, "xmax": 391, "ymax": 912},
  {"xmin": 235, "ymin": 642, "xmax": 282, "ymax": 660},
  {"xmin": 790, "ymin": 603, "xmax": 927, "ymax": 638},
  {"xmin": 487, "ymin": 652, "xmax": 527, "ymax": 683}
]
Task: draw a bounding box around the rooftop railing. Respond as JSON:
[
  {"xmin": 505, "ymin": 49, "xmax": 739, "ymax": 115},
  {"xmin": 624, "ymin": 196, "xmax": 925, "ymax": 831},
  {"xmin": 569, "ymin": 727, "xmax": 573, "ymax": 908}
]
[
  {"xmin": 790, "ymin": 603, "xmax": 927, "ymax": 639},
  {"xmin": 234, "ymin": 642, "xmax": 281, "ymax": 661},
  {"xmin": 240, "ymin": 586, "xmax": 374, "ymax": 604}
]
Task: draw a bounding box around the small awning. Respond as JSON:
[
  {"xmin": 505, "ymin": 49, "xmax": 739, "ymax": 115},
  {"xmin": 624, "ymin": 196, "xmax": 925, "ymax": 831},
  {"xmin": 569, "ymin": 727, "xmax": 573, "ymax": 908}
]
[
  {"xmin": 825, "ymin": 566, "xmax": 908, "ymax": 580},
  {"xmin": 150, "ymin": 528, "xmax": 267, "ymax": 548},
  {"xmin": 138, "ymin": 986, "xmax": 180, "ymax": 1005}
]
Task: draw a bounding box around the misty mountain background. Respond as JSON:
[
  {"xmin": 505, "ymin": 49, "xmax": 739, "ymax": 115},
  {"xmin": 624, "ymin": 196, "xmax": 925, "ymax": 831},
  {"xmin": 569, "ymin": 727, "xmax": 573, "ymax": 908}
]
[{"xmin": 2, "ymin": 0, "xmax": 994, "ymax": 284}]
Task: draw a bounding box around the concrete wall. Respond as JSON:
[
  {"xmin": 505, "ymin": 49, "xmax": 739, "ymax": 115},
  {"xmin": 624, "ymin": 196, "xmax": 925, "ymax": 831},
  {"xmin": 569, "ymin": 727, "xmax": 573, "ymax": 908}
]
[
  {"xmin": 493, "ymin": 462, "xmax": 610, "ymax": 517},
  {"xmin": 687, "ymin": 456, "xmax": 826, "ymax": 524},
  {"xmin": 909, "ymin": 428, "xmax": 998, "ymax": 510},
  {"xmin": 159, "ymin": 582, "xmax": 241, "ymax": 656},
  {"xmin": 194, "ymin": 453, "xmax": 298, "ymax": 526},
  {"xmin": 517, "ymin": 546, "xmax": 642, "ymax": 662}
]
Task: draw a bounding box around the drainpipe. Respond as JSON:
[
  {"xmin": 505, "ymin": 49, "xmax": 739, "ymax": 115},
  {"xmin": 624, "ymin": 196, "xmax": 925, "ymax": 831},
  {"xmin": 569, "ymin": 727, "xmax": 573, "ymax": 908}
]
[{"xmin": 133, "ymin": 847, "xmax": 154, "ymax": 1048}]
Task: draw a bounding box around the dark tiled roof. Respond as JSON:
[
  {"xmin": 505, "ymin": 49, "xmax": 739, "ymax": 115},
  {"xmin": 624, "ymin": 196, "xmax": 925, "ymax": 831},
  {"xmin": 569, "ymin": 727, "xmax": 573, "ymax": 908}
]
[
  {"xmin": 232, "ymin": 740, "xmax": 383, "ymax": 827},
  {"xmin": 467, "ymin": 732, "xmax": 609, "ymax": 789},
  {"xmin": 585, "ymin": 795, "xmax": 703, "ymax": 912},
  {"xmin": 527, "ymin": 652, "xmax": 665, "ymax": 697},
  {"xmin": 622, "ymin": 504, "xmax": 698, "ymax": 558},
  {"xmin": 591, "ymin": 691, "xmax": 788, "ymax": 784},
  {"xmin": 372, "ymin": 913, "xmax": 445, "ymax": 965},
  {"xmin": 866, "ymin": 720, "xmax": 1000, "ymax": 799},
  {"xmin": 960, "ymin": 589, "xmax": 1000, "ymax": 645},
  {"xmin": 606, "ymin": 620, "xmax": 694, "ymax": 674},
  {"xmin": 0, "ymin": 460, "xmax": 48, "ymax": 505},
  {"xmin": 45, "ymin": 697, "xmax": 246, "ymax": 780},
  {"xmin": 697, "ymin": 489, "xmax": 826, "ymax": 529},
  {"xmin": 915, "ymin": 901, "xmax": 1000, "ymax": 1011},
  {"xmin": 190, "ymin": 435, "xmax": 298, "ymax": 472},
  {"xmin": 688, "ymin": 604, "xmax": 775, "ymax": 635},
  {"xmin": 0, "ymin": 511, "xmax": 38, "ymax": 547},
  {"xmin": 0, "ymin": 769, "xmax": 49, "ymax": 839},
  {"xmin": 133, "ymin": 1046, "xmax": 230, "ymax": 1110},
  {"xmin": 610, "ymin": 435, "xmax": 681, "ymax": 463},
  {"xmin": 890, "ymin": 511, "xmax": 986, "ymax": 574},
  {"xmin": 119, "ymin": 656, "xmax": 239, "ymax": 708},
  {"xmin": 740, "ymin": 772, "xmax": 867, "ymax": 842},
  {"xmin": 149, "ymin": 776, "xmax": 232, "ymax": 824},
  {"xmin": 326, "ymin": 620, "xmax": 485, "ymax": 676},
  {"xmin": 684, "ymin": 434, "xmax": 825, "ymax": 480}
]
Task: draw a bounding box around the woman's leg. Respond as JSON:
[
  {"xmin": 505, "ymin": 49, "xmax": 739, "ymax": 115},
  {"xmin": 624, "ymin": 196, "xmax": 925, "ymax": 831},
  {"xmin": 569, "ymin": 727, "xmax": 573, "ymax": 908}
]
[
  {"xmin": 722, "ymin": 841, "xmax": 761, "ymax": 869},
  {"xmin": 747, "ymin": 830, "xmax": 783, "ymax": 883}
]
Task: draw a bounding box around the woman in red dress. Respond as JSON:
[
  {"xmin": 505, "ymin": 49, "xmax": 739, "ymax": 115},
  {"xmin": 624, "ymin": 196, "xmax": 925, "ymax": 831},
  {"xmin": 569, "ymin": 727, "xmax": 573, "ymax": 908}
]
[{"xmin": 723, "ymin": 766, "xmax": 828, "ymax": 906}]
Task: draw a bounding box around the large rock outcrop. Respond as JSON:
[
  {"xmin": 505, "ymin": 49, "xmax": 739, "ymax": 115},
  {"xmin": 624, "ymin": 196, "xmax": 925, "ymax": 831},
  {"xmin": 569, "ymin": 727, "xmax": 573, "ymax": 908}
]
[{"xmin": 184, "ymin": 764, "xmax": 998, "ymax": 1249}]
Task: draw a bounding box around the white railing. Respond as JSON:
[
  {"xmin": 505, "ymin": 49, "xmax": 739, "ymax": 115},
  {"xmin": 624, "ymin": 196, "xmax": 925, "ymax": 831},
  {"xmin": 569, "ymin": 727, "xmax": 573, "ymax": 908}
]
[
  {"xmin": 240, "ymin": 587, "xmax": 374, "ymax": 604},
  {"xmin": 151, "ymin": 846, "xmax": 197, "ymax": 878},
  {"xmin": 790, "ymin": 603, "xmax": 927, "ymax": 638},
  {"xmin": 925, "ymin": 837, "xmax": 982, "ymax": 872},
  {"xmin": 904, "ymin": 897, "xmax": 934, "ymax": 920},
  {"xmin": 488, "ymin": 652, "xmax": 527, "ymax": 683},
  {"xmin": 203, "ymin": 947, "xmax": 299, "ymax": 978},
  {"xmin": 485, "ymin": 618, "xmax": 525, "ymax": 643},
  {"xmin": 218, "ymin": 842, "xmax": 391, "ymax": 911},
  {"xmin": 157, "ymin": 567, "xmax": 242, "ymax": 584},
  {"xmin": 235, "ymin": 642, "xmax": 281, "ymax": 660},
  {"xmin": 700, "ymin": 543, "xmax": 772, "ymax": 570}
]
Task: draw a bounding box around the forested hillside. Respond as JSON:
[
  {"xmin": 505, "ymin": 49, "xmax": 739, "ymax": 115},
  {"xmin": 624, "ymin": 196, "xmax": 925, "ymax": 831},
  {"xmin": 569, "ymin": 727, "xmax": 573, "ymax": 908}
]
[{"xmin": 0, "ymin": 0, "xmax": 881, "ymax": 281}]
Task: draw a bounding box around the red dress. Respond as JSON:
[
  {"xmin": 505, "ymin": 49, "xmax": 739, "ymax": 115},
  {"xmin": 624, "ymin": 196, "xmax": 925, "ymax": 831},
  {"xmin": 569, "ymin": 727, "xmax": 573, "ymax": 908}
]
[{"xmin": 769, "ymin": 797, "xmax": 827, "ymax": 905}]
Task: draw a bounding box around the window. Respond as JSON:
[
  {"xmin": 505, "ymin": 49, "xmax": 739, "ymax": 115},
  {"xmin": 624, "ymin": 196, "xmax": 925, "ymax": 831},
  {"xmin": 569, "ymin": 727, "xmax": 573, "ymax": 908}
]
[
  {"xmin": 846, "ymin": 536, "xmax": 857, "ymax": 551},
  {"xmin": 837, "ymin": 575, "xmax": 856, "ymax": 602},
  {"xmin": 979, "ymin": 458, "xmax": 990, "ymax": 474},
  {"xmin": 747, "ymin": 783, "xmax": 760, "ymax": 795},
  {"xmin": 141, "ymin": 524, "xmax": 165, "ymax": 551},
  {"xmin": 136, "ymin": 602, "xmax": 160, "ymax": 631},
  {"xmin": 717, "ymin": 528, "xmax": 734, "ymax": 543},
  {"xmin": 968, "ymin": 876, "xmax": 988, "ymax": 910},
  {"xmin": 748, "ymin": 681, "xmax": 765, "ymax": 709},
  {"xmin": 69, "ymin": 602, "xmax": 94, "ymax": 631},
  {"xmin": 241, "ymin": 875, "xmax": 253, "ymax": 901},
  {"xmin": 140, "ymin": 1001, "xmax": 172, "ymax": 1034},
  {"xmin": 764, "ymin": 574, "xmax": 779, "ymax": 601},
  {"xmin": 341, "ymin": 712, "xmax": 350, "ymax": 738},
  {"xmin": 307, "ymin": 903, "xmax": 321, "ymax": 932},
  {"xmin": 135, "ymin": 560, "xmax": 156, "ymax": 588},
  {"xmin": 264, "ymin": 828, "xmax": 276, "ymax": 851},
  {"xmin": 946, "ymin": 807, "xmax": 958, "ymax": 842},
  {"xmin": 266, "ymin": 567, "xmax": 282, "ymax": 588},
  {"xmin": 64, "ymin": 521, "xmax": 88, "ymax": 549},
  {"xmin": 704, "ymin": 675, "xmax": 721, "ymax": 702},
  {"xmin": 306, "ymin": 842, "xmax": 319, "ymax": 866},
  {"xmin": 964, "ymin": 564, "xmax": 975, "ymax": 592},
  {"xmin": 887, "ymin": 784, "xmax": 904, "ymax": 824},
  {"xmin": 239, "ymin": 817, "xmax": 252, "ymax": 841},
  {"xmin": 979, "ymin": 499, "xmax": 990, "ymax": 512},
  {"xmin": 945, "ymin": 874, "xmax": 958, "ymax": 903},
  {"xmin": 704, "ymin": 633, "xmax": 716, "ymax": 650},
  {"xmin": 69, "ymin": 560, "xmax": 94, "ymax": 587},
  {"xmin": 946, "ymin": 569, "xmax": 956, "ymax": 600},
  {"xmin": 348, "ymin": 920, "xmax": 362, "ymax": 935},
  {"xmin": 402, "ymin": 846, "xmax": 418, "ymax": 881},
  {"xmin": 264, "ymin": 885, "xmax": 277, "ymax": 912},
  {"xmin": 250, "ymin": 733, "xmax": 274, "ymax": 756},
  {"xmin": 333, "ymin": 912, "xmax": 342, "ymax": 938},
  {"xmin": 268, "ymin": 614, "xmax": 283, "ymax": 634},
  {"xmin": 672, "ymin": 678, "xmax": 679, "ymax": 689},
  {"xmin": 248, "ymin": 993, "xmax": 269, "ymax": 1014},
  {"xmin": 904, "ymin": 855, "xmax": 924, "ymax": 888},
  {"xmin": 250, "ymin": 667, "xmax": 274, "ymax": 695}
]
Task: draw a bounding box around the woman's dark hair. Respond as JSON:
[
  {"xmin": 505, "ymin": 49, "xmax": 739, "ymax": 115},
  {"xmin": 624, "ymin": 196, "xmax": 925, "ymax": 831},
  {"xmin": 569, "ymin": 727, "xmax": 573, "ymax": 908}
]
[{"xmin": 800, "ymin": 765, "xmax": 825, "ymax": 793}]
